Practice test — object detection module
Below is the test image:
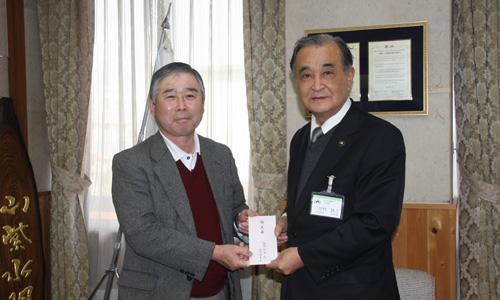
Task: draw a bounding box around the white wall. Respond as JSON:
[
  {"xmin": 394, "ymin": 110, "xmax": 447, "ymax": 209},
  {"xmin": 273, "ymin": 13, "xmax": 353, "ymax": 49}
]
[{"xmin": 286, "ymin": 0, "xmax": 453, "ymax": 203}]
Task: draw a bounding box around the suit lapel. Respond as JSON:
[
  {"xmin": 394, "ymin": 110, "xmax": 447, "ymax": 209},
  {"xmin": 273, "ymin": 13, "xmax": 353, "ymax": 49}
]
[
  {"xmin": 199, "ymin": 137, "xmax": 231, "ymax": 237},
  {"xmin": 150, "ymin": 132, "xmax": 197, "ymax": 234},
  {"xmin": 287, "ymin": 124, "xmax": 311, "ymax": 212},
  {"xmin": 293, "ymin": 105, "xmax": 363, "ymax": 216}
]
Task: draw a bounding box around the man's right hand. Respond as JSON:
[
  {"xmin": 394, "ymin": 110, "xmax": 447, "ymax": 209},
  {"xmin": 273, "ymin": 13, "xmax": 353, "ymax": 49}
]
[{"xmin": 212, "ymin": 243, "xmax": 250, "ymax": 271}]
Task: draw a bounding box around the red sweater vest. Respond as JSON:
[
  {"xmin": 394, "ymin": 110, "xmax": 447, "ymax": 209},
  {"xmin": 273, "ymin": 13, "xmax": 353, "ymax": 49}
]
[{"xmin": 176, "ymin": 156, "xmax": 226, "ymax": 297}]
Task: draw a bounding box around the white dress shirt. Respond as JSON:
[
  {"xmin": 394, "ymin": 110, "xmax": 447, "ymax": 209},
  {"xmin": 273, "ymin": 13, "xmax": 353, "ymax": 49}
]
[
  {"xmin": 159, "ymin": 131, "xmax": 200, "ymax": 171},
  {"xmin": 310, "ymin": 98, "xmax": 351, "ymax": 138}
]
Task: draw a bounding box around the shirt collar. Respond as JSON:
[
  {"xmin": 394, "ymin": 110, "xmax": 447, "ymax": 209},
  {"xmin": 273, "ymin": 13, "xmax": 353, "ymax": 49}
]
[
  {"xmin": 310, "ymin": 99, "xmax": 351, "ymax": 138},
  {"xmin": 159, "ymin": 131, "xmax": 200, "ymax": 161}
]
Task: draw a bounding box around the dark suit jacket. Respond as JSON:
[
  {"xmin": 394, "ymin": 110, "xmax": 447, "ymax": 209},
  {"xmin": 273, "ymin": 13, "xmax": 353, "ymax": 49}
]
[
  {"xmin": 283, "ymin": 102, "xmax": 405, "ymax": 300},
  {"xmin": 112, "ymin": 132, "xmax": 247, "ymax": 300}
]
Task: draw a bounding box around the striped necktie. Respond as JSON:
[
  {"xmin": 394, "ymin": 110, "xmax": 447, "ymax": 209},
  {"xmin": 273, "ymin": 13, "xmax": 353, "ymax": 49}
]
[{"xmin": 311, "ymin": 127, "xmax": 324, "ymax": 143}]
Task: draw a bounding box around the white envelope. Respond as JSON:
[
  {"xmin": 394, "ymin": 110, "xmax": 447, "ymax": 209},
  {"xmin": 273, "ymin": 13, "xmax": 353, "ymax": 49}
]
[{"xmin": 249, "ymin": 215, "xmax": 278, "ymax": 265}]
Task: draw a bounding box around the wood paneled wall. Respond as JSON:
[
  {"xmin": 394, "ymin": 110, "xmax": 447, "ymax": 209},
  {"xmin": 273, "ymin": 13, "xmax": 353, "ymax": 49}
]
[{"xmin": 392, "ymin": 203, "xmax": 457, "ymax": 300}]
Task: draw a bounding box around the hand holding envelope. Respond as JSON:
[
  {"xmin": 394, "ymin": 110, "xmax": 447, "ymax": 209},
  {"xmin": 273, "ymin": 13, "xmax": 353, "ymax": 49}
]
[
  {"xmin": 265, "ymin": 215, "xmax": 304, "ymax": 275},
  {"xmin": 236, "ymin": 209, "xmax": 258, "ymax": 235},
  {"xmin": 274, "ymin": 215, "xmax": 288, "ymax": 246},
  {"xmin": 266, "ymin": 247, "xmax": 304, "ymax": 275},
  {"xmin": 212, "ymin": 242, "xmax": 251, "ymax": 271}
]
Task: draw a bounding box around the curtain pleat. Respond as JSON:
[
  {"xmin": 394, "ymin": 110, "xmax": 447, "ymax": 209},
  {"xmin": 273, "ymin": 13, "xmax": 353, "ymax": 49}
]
[
  {"xmin": 453, "ymin": 0, "xmax": 500, "ymax": 299},
  {"xmin": 243, "ymin": 1, "xmax": 287, "ymax": 299},
  {"xmin": 37, "ymin": 0, "xmax": 94, "ymax": 298}
]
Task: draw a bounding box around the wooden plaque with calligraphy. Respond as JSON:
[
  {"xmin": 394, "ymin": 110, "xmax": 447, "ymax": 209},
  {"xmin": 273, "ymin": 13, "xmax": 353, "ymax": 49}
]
[{"xmin": 0, "ymin": 98, "xmax": 45, "ymax": 299}]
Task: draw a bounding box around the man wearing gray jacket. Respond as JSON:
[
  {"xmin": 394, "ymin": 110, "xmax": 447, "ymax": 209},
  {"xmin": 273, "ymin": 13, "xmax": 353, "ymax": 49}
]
[{"xmin": 112, "ymin": 62, "xmax": 254, "ymax": 300}]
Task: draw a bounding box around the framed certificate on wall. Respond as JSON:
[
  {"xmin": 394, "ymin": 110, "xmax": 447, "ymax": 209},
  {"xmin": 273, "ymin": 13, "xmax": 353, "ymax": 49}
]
[{"xmin": 305, "ymin": 21, "xmax": 428, "ymax": 116}]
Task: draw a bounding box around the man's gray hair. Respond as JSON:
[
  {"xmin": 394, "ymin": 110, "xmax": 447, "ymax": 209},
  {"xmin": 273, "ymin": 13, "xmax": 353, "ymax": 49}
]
[
  {"xmin": 289, "ymin": 34, "xmax": 353, "ymax": 74},
  {"xmin": 148, "ymin": 62, "xmax": 205, "ymax": 104}
]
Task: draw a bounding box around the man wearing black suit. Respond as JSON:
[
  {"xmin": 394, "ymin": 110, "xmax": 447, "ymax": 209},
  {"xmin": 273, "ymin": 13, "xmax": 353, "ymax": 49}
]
[{"xmin": 267, "ymin": 34, "xmax": 406, "ymax": 299}]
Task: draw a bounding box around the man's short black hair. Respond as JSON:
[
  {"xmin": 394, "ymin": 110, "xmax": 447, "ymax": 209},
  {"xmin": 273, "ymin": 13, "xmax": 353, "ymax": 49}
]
[
  {"xmin": 289, "ymin": 34, "xmax": 353, "ymax": 74},
  {"xmin": 149, "ymin": 62, "xmax": 205, "ymax": 104}
]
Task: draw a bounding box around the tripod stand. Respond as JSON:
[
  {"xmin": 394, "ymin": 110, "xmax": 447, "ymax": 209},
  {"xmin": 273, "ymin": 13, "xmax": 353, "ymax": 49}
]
[{"xmin": 88, "ymin": 229, "xmax": 123, "ymax": 300}]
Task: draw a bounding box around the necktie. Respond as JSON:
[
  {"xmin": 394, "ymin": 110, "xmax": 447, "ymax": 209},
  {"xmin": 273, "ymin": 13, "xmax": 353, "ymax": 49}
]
[{"xmin": 311, "ymin": 127, "xmax": 323, "ymax": 143}]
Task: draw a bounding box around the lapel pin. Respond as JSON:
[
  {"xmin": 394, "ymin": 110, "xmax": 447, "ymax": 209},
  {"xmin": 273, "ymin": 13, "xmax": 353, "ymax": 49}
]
[{"xmin": 338, "ymin": 139, "xmax": 346, "ymax": 147}]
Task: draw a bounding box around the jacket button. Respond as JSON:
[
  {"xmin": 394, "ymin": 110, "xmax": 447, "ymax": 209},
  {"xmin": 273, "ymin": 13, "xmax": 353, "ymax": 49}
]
[{"xmin": 187, "ymin": 276, "xmax": 193, "ymax": 281}]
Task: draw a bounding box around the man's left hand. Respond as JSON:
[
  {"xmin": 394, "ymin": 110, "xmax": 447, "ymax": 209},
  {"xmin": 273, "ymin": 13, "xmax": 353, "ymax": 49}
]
[
  {"xmin": 236, "ymin": 209, "xmax": 258, "ymax": 235},
  {"xmin": 266, "ymin": 247, "xmax": 304, "ymax": 275}
]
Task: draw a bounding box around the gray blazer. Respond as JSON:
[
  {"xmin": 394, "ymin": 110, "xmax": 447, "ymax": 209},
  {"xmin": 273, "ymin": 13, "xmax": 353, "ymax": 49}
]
[{"xmin": 112, "ymin": 132, "xmax": 247, "ymax": 300}]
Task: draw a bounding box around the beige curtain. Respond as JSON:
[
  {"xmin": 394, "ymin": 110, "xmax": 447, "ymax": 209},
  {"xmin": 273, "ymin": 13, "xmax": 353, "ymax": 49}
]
[
  {"xmin": 453, "ymin": 1, "xmax": 500, "ymax": 299},
  {"xmin": 243, "ymin": 1, "xmax": 287, "ymax": 299},
  {"xmin": 37, "ymin": 0, "xmax": 94, "ymax": 298}
]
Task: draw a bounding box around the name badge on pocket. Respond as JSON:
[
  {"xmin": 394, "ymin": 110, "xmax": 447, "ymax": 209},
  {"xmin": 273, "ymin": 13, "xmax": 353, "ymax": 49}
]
[
  {"xmin": 310, "ymin": 193, "xmax": 344, "ymax": 219},
  {"xmin": 310, "ymin": 175, "xmax": 345, "ymax": 219}
]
